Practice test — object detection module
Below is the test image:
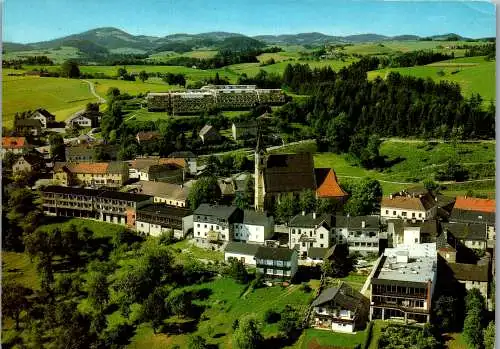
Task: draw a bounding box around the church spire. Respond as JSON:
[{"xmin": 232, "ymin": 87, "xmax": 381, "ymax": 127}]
[{"xmin": 256, "ymin": 127, "xmax": 265, "ymax": 153}]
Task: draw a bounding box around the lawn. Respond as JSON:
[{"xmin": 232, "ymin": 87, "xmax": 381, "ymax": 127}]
[
  {"xmin": 36, "ymin": 217, "xmax": 126, "ymax": 238},
  {"xmin": 3, "ymin": 46, "xmax": 82, "ymax": 64},
  {"xmin": 90, "ymin": 78, "xmax": 180, "ymax": 97},
  {"xmin": 2, "ymin": 75, "xmax": 98, "ymax": 127},
  {"xmin": 2, "ymin": 252, "xmax": 40, "ymax": 290},
  {"xmin": 297, "ymin": 328, "xmax": 367, "ymax": 349},
  {"xmin": 445, "ymin": 332, "xmax": 468, "ymax": 349},
  {"xmin": 170, "ymin": 239, "xmax": 224, "ymax": 262},
  {"xmin": 367, "ymin": 56, "xmax": 495, "ymax": 103},
  {"xmin": 128, "ymin": 277, "xmax": 317, "ymax": 348}
]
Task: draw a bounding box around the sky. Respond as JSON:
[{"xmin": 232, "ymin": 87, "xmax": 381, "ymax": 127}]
[{"xmin": 3, "ymin": 0, "xmax": 496, "ymax": 43}]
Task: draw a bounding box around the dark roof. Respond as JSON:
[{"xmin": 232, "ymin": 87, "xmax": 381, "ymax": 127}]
[
  {"xmin": 41, "ymin": 185, "xmax": 151, "ymax": 202},
  {"xmin": 15, "ymin": 118, "xmax": 42, "ymax": 128},
  {"xmin": 450, "ymin": 208, "xmax": 495, "ymax": 225},
  {"xmin": 334, "ymin": 215, "xmax": 380, "ymax": 229},
  {"xmin": 419, "ymin": 219, "xmax": 440, "ymax": 237},
  {"xmin": 225, "ymin": 242, "xmax": 261, "ymax": 255},
  {"xmin": 449, "ymin": 263, "xmax": 489, "ymax": 282},
  {"xmin": 264, "ymin": 153, "xmax": 315, "ymax": 193},
  {"xmin": 311, "ymin": 282, "xmax": 364, "ymax": 311},
  {"xmin": 137, "ymin": 204, "xmax": 191, "ymax": 218},
  {"xmin": 442, "ymin": 222, "xmax": 487, "ymax": 241},
  {"xmin": 194, "ymin": 204, "xmax": 239, "ymax": 219},
  {"xmin": 308, "ymin": 247, "xmax": 328, "ymax": 259},
  {"xmin": 243, "ymin": 210, "xmax": 272, "ymax": 226},
  {"xmin": 255, "ymin": 246, "xmax": 295, "ymax": 261},
  {"xmin": 437, "ymin": 195, "xmax": 456, "ymax": 208},
  {"xmin": 289, "ymin": 213, "xmax": 332, "ymax": 228},
  {"xmin": 143, "ymin": 163, "xmax": 182, "ymax": 174},
  {"xmin": 34, "ymin": 108, "xmax": 56, "ymax": 119},
  {"xmin": 16, "ymin": 152, "xmax": 43, "ymax": 166}
]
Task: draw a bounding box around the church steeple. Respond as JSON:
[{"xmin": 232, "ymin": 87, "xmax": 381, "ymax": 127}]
[{"xmin": 254, "ymin": 128, "xmax": 266, "ymax": 211}]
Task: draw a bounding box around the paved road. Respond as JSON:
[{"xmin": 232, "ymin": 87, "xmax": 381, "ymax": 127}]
[{"xmin": 65, "ymin": 80, "xmax": 105, "ymax": 124}]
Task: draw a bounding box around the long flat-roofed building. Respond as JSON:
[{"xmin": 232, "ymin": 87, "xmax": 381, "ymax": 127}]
[
  {"xmin": 146, "ymin": 85, "xmax": 285, "ymax": 114},
  {"xmin": 41, "ymin": 185, "xmax": 152, "ymax": 227},
  {"xmin": 369, "ymin": 243, "xmax": 437, "ymax": 324}
]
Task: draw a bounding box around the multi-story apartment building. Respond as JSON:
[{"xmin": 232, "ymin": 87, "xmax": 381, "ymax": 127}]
[
  {"xmin": 193, "ymin": 204, "xmax": 242, "ymax": 245},
  {"xmin": 311, "ymin": 282, "xmax": 369, "ymax": 333},
  {"xmin": 40, "ymin": 185, "xmax": 152, "ymax": 227},
  {"xmin": 53, "ymin": 161, "xmax": 129, "ymax": 188},
  {"xmin": 289, "ymin": 212, "xmax": 333, "ymax": 258},
  {"xmin": 369, "ymin": 243, "xmax": 437, "ymax": 324},
  {"xmin": 380, "ymin": 188, "xmax": 437, "ymax": 222},
  {"xmin": 254, "ymin": 246, "xmax": 298, "ymax": 281},
  {"xmin": 146, "ymin": 85, "xmax": 285, "ymax": 114},
  {"xmin": 333, "ymin": 215, "xmax": 383, "ymax": 254},
  {"xmin": 135, "ymin": 204, "xmax": 192, "ymax": 238},
  {"xmin": 387, "ymin": 219, "xmax": 440, "ymax": 248}
]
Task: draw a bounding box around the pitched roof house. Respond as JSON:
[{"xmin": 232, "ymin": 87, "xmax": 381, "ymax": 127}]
[
  {"xmin": 450, "ymin": 196, "xmax": 495, "ymax": 241},
  {"xmin": 53, "ymin": 161, "xmax": 129, "ymax": 187},
  {"xmin": 31, "ymin": 108, "xmax": 56, "ymax": 128},
  {"xmin": 199, "ymin": 125, "xmax": 220, "ymax": 144},
  {"xmin": 2, "ymin": 137, "xmax": 31, "ymax": 158},
  {"xmin": 14, "ymin": 118, "xmax": 43, "ymax": 136},
  {"xmin": 311, "ymin": 282, "xmax": 368, "ymax": 333},
  {"xmin": 381, "ymin": 189, "xmax": 437, "ymax": 222}
]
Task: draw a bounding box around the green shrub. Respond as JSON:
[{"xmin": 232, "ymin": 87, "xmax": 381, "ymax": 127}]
[{"xmin": 264, "ymin": 309, "xmax": 281, "ymax": 324}]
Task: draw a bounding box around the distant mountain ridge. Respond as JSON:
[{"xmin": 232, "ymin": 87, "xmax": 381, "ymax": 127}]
[{"xmin": 4, "ymin": 27, "xmax": 481, "ymax": 54}]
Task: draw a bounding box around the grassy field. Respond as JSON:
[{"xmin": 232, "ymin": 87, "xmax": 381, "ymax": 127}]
[
  {"xmin": 445, "ymin": 333, "xmax": 468, "ymax": 349},
  {"xmin": 128, "ymin": 277, "xmax": 317, "ymax": 348},
  {"xmin": 170, "ymin": 239, "xmax": 224, "ymax": 262},
  {"xmin": 90, "ymin": 78, "xmax": 179, "ymax": 97},
  {"xmin": 297, "ymin": 328, "xmax": 367, "ymax": 349},
  {"xmin": 367, "ymin": 56, "xmax": 495, "ymax": 102},
  {"xmin": 2, "ymin": 252, "xmax": 40, "ymax": 290},
  {"xmin": 3, "ymin": 46, "xmax": 82, "ymax": 63},
  {"xmin": 2, "ymin": 74, "xmax": 98, "ymax": 127}
]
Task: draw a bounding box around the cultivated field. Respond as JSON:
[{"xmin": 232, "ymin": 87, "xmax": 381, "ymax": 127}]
[
  {"xmin": 2, "ymin": 74, "xmax": 98, "ymax": 126},
  {"xmin": 368, "ymin": 56, "xmax": 495, "ymax": 103}
]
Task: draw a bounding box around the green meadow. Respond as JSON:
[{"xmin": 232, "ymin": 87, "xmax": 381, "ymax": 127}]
[
  {"xmin": 368, "ymin": 56, "xmax": 495, "ymax": 102},
  {"xmin": 2, "ymin": 74, "xmax": 98, "ymax": 127}
]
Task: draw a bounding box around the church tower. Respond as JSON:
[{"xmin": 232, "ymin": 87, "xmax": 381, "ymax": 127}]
[{"xmin": 254, "ymin": 130, "xmax": 266, "ymax": 211}]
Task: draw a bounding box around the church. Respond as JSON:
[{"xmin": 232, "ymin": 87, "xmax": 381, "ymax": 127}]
[{"xmin": 254, "ymin": 134, "xmax": 348, "ymax": 211}]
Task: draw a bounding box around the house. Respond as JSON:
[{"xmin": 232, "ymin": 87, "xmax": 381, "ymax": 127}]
[
  {"xmin": 135, "ymin": 204, "xmax": 192, "ymax": 238},
  {"xmin": 193, "ymin": 204, "xmax": 242, "ymax": 245},
  {"xmin": 128, "ymin": 157, "xmax": 187, "ymax": 181},
  {"xmin": 369, "ymin": 243, "xmax": 437, "ymax": 324},
  {"xmin": 12, "ymin": 152, "xmax": 44, "ymax": 174},
  {"xmin": 232, "ymin": 121, "xmax": 258, "ymax": 140},
  {"xmin": 311, "ymin": 282, "xmax": 369, "ymax": 333},
  {"xmin": 448, "ymin": 262, "xmax": 489, "ymax": 302},
  {"xmin": 254, "ymin": 246, "xmax": 298, "ymax": 281},
  {"xmin": 30, "ymin": 108, "xmax": 56, "ymax": 128},
  {"xmin": 2, "ymin": 137, "xmax": 31, "ymax": 158},
  {"xmin": 224, "ymin": 241, "xmax": 261, "ymax": 266},
  {"xmin": 14, "ymin": 118, "xmax": 43, "ymax": 136},
  {"xmin": 314, "ymin": 168, "xmax": 349, "ymax": 202},
  {"xmin": 255, "ymin": 133, "xmax": 316, "ymax": 211},
  {"xmin": 53, "ymin": 161, "xmax": 129, "ymax": 188},
  {"xmin": 199, "ymin": 124, "xmax": 220, "ymax": 144},
  {"xmin": 233, "ymin": 209, "xmax": 274, "ymax": 243},
  {"xmin": 387, "ymin": 219, "xmax": 440, "ymax": 247},
  {"xmin": 450, "ymin": 196, "xmax": 495, "ymax": 241},
  {"xmin": 66, "ymin": 111, "xmax": 98, "ymax": 128},
  {"xmin": 289, "ymin": 212, "xmax": 333, "ymax": 258},
  {"xmin": 380, "ymin": 188, "xmax": 437, "ymax": 222},
  {"xmin": 136, "ymin": 131, "xmax": 161, "ymax": 145},
  {"xmin": 129, "ymin": 180, "xmax": 190, "ymax": 207},
  {"xmin": 442, "ymin": 222, "xmax": 488, "ymax": 250},
  {"xmin": 333, "ymin": 216, "xmax": 383, "ymax": 254},
  {"xmin": 138, "ymin": 163, "xmax": 184, "ymax": 182},
  {"xmin": 40, "ymin": 185, "xmax": 152, "ymax": 227},
  {"xmin": 65, "ymin": 146, "xmax": 95, "ymax": 162},
  {"xmin": 168, "ymin": 151, "xmax": 197, "ymax": 175},
  {"xmin": 306, "ymin": 247, "xmax": 329, "ymax": 264}
]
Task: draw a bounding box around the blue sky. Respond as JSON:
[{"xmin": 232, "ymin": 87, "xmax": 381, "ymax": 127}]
[{"xmin": 3, "ymin": 0, "xmax": 496, "ymax": 43}]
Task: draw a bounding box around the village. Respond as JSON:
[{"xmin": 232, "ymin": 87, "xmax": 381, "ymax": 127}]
[{"xmin": 2, "ymin": 87, "xmax": 495, "ymax": 345}]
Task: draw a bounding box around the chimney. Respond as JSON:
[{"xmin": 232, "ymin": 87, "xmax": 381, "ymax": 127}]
[
  {"xmin": 313, "ymin": 212, "xmax": 317, "ymax": 219},
  {"xmin": 362, "ymin": 221, "xmax": 366, "ymax": 228},
  {"xmin": 302, "ymin": 211, "xmax": 306, "ymax": 216}
]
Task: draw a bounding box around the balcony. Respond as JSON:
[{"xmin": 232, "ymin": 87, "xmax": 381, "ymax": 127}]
[
  {"xmin": 371, "ymin": 291, "xmax": 426, "ymax": 299},
  {"xmin": 371, "ymin": 302, "xmax": 429, "ymax": 314}
]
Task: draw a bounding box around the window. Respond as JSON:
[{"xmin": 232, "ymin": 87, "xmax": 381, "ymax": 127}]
[
  {"xmin": 320, "ymin": 244, "xmax": 324, "ymax": 247},
  {"xmin": 292, "ymin": 238, "xmax": 295, "ymax": 243},
  {"xmin": 204, "ymin": 225, "xmax": 207, "ymax": 228},
  {"xmin": 302, "ymin": 243, "xmax": 305, "ymax": 247},
  {"xmin": 402, "ymin": 212, "xmax": 407, "ymax": 217},
  {"xmin": 320, "ymin": 234, "xmax": 324, "ymax": 239},
  {"xmin": 414, "ymin": 238, "xmax": 418, "ymax": 243},
  {"xmin": 393, "ymin": 211, "xmax": 396, "ymax": 215},
  {"xmin": 385, "ymin": 210, "xmax": 389, "ymax": 214},
  {"xmin": 310, "ymin": 231, "xmax": 312, "ymax": 237},
  {"xmin": 197, "ymin": 224, "xmax": 200, "ymax": 227},
  {"xmin": 412, "ymin": 212, "xmax": 415, "ymax": 217},
  {"xmin": 418, "ymin": 213, "xmax": 422, "ymax": 218}
]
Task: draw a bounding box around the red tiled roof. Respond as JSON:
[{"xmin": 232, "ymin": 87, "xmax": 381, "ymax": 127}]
[
  {"xmin": 454, "ymin": 196, "xmax": 496, "ymax": 213},
  {"xmin": 55, "ymin": 162, "xmax": 109, "ymax": 174},
  {"xmin": 2, "ymin": 137, "xmax": 27, "ymax": 149},
  {"xmin": 315, "ymin": 168, "xmax": 348, "ymax": 198}
]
